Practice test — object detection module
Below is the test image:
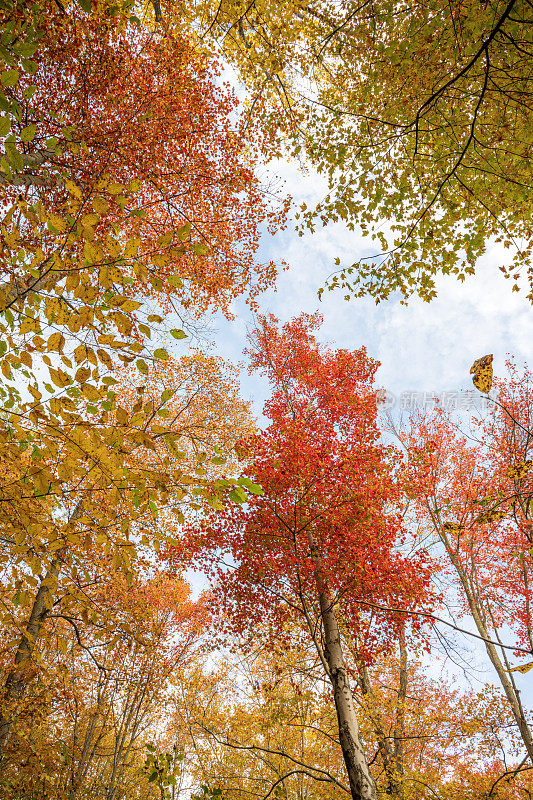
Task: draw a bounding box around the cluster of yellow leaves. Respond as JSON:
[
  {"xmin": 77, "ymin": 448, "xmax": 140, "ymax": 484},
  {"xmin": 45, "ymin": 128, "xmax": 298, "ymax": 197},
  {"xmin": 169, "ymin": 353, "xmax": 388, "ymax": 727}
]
[
  {"xmin": 506, "ymin": 460, "xmax": 533, "ymax": 481},
  {"xmin": 0, "ymin": 0, "xmax": 268, "ymax": 776},
  {"xmin": 475, "ymin": 505, "xmax": 507, "ymax": 525}
]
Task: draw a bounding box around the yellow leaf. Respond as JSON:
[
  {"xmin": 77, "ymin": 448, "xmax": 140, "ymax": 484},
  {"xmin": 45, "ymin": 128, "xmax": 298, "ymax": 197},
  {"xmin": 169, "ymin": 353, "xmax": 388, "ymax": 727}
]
[
  {"xmin": 19, "ymin": 318, "xmax": 40, "ymax": 334},
  {"xmin": 105, "ymin": 235, "xmax": 122, "ymax": 258},
  {"xmin": 84, "ymin": 241, "xmax": 103, "ymax": 264},
  {"xmin": 124, "ymin": 238, "xmax": 140, "ymax": 258},
  {"xmin": 470, "ymin": 354, "xmax": 493, "ymax": 393},
  {"xmin": 65, "ymin": 271, "xmax": 80, "ymax": 291},
  {"xmin": 476, "ymin": 506, "xmax": 506, "ymax": 524},
  {"xmin": 65, "ymin": 180, "xmax": 82, "ymax": 199},
  {"xmin": 443, "ymin": 522, "xmax": 464, "ymax": 535},
  {"xmin": 176, "ymin": 222, "xmax": 191, "ymax": 240},
  {"xmin": 82, "ymin": 213, "xmax": 100, "ymax": 227},
  {"xmin": 92, "ymin": 195, "xmax": 110, "ymax": 215},
  {"xmin": 511, "ymin": 662, "xmax": 533, "ymax": 674},
  {"xmin": 96, "ymin": 349, "xmax": 113, "ymax": 369},
  {"xmin": 81, "ymin": 383, "xmax": 100, "ymax": 401},
  {"xmin": 49, "ymin": 367, "xmax": 70, "ymax": 387},
  {"xmin": 116, "ymin": 407, "xmax": 129, "ymax": 425},
  {"xmin": 152, "ymin": 252, "xmax": 170, "ymax": 268},
  {"xmin": 48, "ymin": 213, "xmax": 67, "ymax": 232},
  {"xmin": 107, "ymin": 294, "xmax": 130, "ymax": 308},
  {"xmin": 157, "ymin": 231, "xmax": 173, "ymax": 248},
  {"xmin": 82, "ymin": 225, "xmax": 95, "ymax": 242},
  {"xmin": 29, "ymin": 384, "xmax": 41, "ymax": 401},
  {"xmin": 75, "ymin": 366, "xmax": 91, "ymax": 383},
  {"xmin": 133, "ymin": 261, "xmax": 149, "ymax": 282},
  {"xmin": 74, "ymin": 344, "xmax": 87, "ymax": 364},
  {"xmin": 47, "ymin": 332, "xmax": 65, "ymax": 353},
  {"xmin": 120, "ymin": 299, "xmax": 142, "ymax": 312}
]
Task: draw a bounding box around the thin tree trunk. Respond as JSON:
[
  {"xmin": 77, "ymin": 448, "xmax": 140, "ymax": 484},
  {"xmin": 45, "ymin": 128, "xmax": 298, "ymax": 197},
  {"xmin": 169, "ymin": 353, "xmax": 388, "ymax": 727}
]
[
  {"xmin": 306, "ymin": 529, "xmax": 377, "ymax": 800},
  {"xmin": 393, "ymin": 629, "xmax": 407, "ymax": 791},
  {"xmin": 0, "ymin": 550, "xmax": 64, "ymax": 759},
  {"xmin": 0, "ymin": 503, "xmax": 83, "ymax": 760},
  {"xmin": 437, "ymin": 521, "xmax": 533, "ymax": 762},
  {"xmin": 357, "ymin": 640, "xmax": 406, "ymax": 800}
]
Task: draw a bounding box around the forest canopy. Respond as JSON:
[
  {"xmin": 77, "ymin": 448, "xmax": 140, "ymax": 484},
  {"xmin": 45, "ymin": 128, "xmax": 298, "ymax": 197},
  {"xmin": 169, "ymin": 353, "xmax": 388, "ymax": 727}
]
[{"xmin": 0, "ymin": 1, "xmax": 532, "ymax": 800}]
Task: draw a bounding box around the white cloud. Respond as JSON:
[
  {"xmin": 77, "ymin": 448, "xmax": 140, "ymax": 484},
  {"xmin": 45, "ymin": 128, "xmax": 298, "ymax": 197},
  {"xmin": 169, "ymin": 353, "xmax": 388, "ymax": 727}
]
[{"xmin": 209, "ymin": 162, "xmax": 533, "ymax": 415}]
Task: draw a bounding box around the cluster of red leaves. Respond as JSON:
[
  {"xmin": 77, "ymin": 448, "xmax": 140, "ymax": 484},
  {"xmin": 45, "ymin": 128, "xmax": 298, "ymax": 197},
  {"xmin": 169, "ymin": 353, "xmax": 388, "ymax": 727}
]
[
  {"xmin": 403, "ymin": 361, "xmax": 533, "ymax": 650},
  {"xmin": 163, "ymin": 314, "xmax": 431, "ymax": 657},
  {"xmin": 8, "ymin": 4, "xmax": 286, "ymax": 314}
]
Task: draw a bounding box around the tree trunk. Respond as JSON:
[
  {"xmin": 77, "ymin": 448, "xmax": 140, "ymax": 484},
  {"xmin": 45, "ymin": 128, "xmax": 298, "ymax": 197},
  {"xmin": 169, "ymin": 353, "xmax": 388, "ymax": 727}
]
[
  {"xmin": 437, "ymin": 520, "xmax": 533, "ymax": 763},
  {"xmin": 357, "ymin": 654, "xmax": 406, "ymax": 800},
  {"xmin": 306, "ymin": 530, "xmax": 377, "ymax": 800},
  {"xmin": 393, "ymin": 630, "xmax": 407, "ymax": 793},
  {"xmin": 0, "ymin": 550, "xmax": 63, "ymax": 760}
]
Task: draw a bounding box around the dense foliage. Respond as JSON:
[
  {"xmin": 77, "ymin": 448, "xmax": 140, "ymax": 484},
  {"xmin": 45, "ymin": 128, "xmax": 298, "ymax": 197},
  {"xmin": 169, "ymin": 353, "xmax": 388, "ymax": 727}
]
[{"xmin": 0, "ymin": 1, "xmax": 532, "ymax": 799}]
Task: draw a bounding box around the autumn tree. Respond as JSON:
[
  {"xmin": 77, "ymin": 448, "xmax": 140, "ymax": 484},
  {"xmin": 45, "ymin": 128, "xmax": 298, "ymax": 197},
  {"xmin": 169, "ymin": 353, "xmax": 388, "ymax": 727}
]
[
  {"xmin": 1, "ymin": 0, "xmax": 283, "ymax": 314},
  {"xmin": 402, "ymin": 357, "xmax": 533, "ymax": 765},
  {"xmin": 1, "ymin": 566, "xmax": 206, "ymax": 800},
  {"xmin": 183, "ymin": 0, "xmax": 533, "ymax": 303},
  {"xmin": 0, "ymin": 351, "xmax": 253, "ymax": 768},
  {"xmin": 0, "ymin": 0, "xmax": 283, "ymax": 520},
  {"xmin": 165, "ymin": 313, "xmax": 431, "ymax": 800},
  {"xmin": 165, "ymin": 614, "xmax": 530, "ymax": 800},
  {"xmin": 0, "ymin": 0, "xmax": 276, "ymax": 770}
]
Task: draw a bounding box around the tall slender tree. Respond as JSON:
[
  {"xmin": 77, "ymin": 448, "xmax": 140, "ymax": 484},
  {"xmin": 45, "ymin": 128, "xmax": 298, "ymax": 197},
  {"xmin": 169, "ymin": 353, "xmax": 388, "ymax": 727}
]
[
  {"xmin": 167, "ymin": 314, "xmax": 431, "ymax": 800},
  {"xmin": 403, "ymin": 359, "xmax": 533, "ymax": 763}
]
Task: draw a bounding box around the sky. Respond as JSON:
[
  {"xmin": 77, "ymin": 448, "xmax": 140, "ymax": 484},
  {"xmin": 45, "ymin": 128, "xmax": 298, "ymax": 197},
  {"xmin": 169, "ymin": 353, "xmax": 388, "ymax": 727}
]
[{"xmin": 206, "ymin": 156, "xmax": 533, "ymax": 420}]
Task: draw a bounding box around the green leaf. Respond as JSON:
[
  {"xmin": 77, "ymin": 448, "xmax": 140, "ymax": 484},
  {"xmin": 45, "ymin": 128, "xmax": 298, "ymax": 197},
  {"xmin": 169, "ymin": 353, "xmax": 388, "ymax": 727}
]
[
  {"xmin": 0, "ymin": 116, "xmax": 10, "ymax": 136},
  {"xmin": 153, "ymin": 348, "xmax": 169, "ymax": 361},
  {"xmin": 1, "ymin": 69, "xmax": 19, "ymax": 87},
  {"xmin": 229, "ymin": 486, "xmax": 247, "ymax": 504},
  {"xmin": 21, "ymin": 59, "xmax": 38, "ymax": 75},
  {"xmin": 5, "ymin": 142, "xmax": 23, "ymax": 171},
  {"xmin": 170, "ymin": 328, "xmax": 187, "ymax": 339},
  {"xmin": 239, "ymin": 476, "xmax": 264, "ymax": 495},
  {"xmin": 20, "ymin": 123, "xmax": 36, "ymax": 142},
  {"xmin": 77, "ymin": 0, "xmax": 92, "ymax": 11}
]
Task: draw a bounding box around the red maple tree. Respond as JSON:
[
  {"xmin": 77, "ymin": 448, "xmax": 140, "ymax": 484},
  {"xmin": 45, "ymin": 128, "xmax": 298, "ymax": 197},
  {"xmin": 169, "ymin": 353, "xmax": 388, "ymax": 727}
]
[
  {"xmin": 165, "ymin": 313, "xmax": 431, "ymax": 800},
  {"xmin": 2, "ymin": 3, "xmax": 285, "ymax": 317}
]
